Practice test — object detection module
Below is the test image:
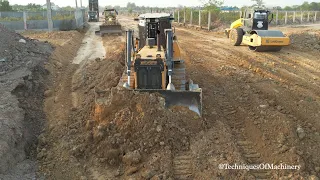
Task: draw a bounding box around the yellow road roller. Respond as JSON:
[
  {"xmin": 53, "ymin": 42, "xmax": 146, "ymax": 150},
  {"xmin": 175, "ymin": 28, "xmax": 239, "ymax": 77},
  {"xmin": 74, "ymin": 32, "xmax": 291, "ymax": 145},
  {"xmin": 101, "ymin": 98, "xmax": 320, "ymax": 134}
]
[{"xmin": 225, "ymin": 9, "xmax": 290, "ymax": 52}]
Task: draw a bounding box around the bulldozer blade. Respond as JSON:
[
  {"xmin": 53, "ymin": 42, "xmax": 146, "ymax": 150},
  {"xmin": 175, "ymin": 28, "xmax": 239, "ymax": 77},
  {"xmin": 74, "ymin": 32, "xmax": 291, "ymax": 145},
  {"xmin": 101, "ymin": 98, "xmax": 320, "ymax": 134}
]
[
  {"xmin": 94, "ymin": 88, "xmax": 202, "ymax": 117},
  {"xmin": 137, "ymin": 89, "xmax": 203, "ymax": 116},
  {"xmin": 95, "ymin": 30, "xmax": 101, "ymax": 35},
  {"xmin": 98, "ymin": 25, "xmax": 122, "ymax": 36}
]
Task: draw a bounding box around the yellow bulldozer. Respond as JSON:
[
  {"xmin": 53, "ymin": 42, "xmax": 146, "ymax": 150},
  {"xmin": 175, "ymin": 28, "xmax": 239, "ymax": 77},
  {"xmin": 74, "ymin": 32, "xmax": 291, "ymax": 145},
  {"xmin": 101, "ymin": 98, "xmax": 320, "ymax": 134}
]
[
  {"xmin": 116, "ymin": 13, "xmax": 202, "ymax": 115},
  {"xmin": 225, "ymin": 9, "xmax": 290, "ymax": 52},
  {"xmin": 96, "ymin": 8, "xmax": 122, "ymax": 36}
]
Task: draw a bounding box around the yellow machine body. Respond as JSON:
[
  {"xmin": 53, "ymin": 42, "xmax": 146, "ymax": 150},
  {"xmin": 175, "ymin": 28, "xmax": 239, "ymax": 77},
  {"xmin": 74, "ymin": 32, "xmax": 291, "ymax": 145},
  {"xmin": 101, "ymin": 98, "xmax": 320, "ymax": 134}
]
[
  {"xmin": 112, "ymin": 13, "xmax": 202, "ymax": 116},
  {"xmin": 225, "ymin": 9, "xmax": 290, "ymax": 52},
  {"xmin": 133, "ymin": 46, "xmax": 167, "ymax": 90},
  {"xmin": 128, "ymin": 40, "xmax": 182, "ymax": 91},
  {"xmin": 242, "ymin": 33, "xmax": 290, "ymax": 47},
  {"xmin": 225, "ymin": 18, "xmax": 243, "ymax": 36},
  {"xmin": 230, "ymin": 18, "xmax": 244, "ymax": 29},
  {"xmin": 95, "ymin": 9, "xmax": 122, "ymax": 36}
]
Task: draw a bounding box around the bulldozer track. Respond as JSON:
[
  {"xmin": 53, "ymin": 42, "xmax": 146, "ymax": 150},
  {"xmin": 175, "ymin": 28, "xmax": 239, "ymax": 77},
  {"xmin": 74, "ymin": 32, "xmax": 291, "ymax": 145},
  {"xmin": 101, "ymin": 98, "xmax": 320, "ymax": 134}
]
[
  {"xmin": 218, "ymin": 91, "xmax": 272, "ymax": 180},
  {"xmin": 172, "ymin": 62, "xmax": 187, "ymax": 90},
  {"xmin": 173, "ymin": 152, "xmax": 194, "ymax": 180}
]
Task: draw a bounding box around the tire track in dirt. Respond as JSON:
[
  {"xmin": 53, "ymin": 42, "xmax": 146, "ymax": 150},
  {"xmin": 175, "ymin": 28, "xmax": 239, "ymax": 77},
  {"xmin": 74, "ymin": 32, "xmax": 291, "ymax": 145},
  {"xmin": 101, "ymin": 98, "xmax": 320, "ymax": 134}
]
[
  {"xmin": 178, "ymin": 42, "xmax": 274, "ymax": 178},
  {"xmin": 177, "ymin": 28, "xmax": 319, "ymax": 87},
  {"xmin": 176, "ymin": 27, "xmax": 320, "ymax": 103},
  {"xmin": 175, "ymin": 26, "xmax": 320, "ymax": 178},
  {"xmin": 173, "ymin": 152, "xmax": 194, "ymax": 180}
]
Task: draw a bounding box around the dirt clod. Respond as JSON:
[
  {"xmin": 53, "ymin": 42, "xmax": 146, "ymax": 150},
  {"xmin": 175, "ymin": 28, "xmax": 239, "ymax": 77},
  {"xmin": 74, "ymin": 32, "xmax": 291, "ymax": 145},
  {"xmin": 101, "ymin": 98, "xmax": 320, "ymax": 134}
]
[{"xmin": 123, "ymin": 150, "xmax": 142, "ymax": 165}]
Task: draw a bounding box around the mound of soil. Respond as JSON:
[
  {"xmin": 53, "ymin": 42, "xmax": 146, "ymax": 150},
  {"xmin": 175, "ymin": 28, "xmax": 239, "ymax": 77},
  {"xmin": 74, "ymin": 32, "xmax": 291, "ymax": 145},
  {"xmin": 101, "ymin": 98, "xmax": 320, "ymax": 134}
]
[
  {"xmin": 0, "ymin": 24, "xmax": 52, "ymax": 179},
  {"xmin": 288, "ymin": 30, "xmax": 320, "ymax": 51},
  {"xmin": 39, "ymin": 36, "xmax": 203, "ymax": 179},
  {"xmin": 22, "ymin": 31, "xmax": 81, "ymax": 46}
]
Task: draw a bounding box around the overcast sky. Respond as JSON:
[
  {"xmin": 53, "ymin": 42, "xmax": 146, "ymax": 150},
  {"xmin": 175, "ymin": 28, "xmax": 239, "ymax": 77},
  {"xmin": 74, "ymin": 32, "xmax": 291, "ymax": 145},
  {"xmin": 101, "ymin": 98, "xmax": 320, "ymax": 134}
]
[{"xmin": 7, "ymin": 0, "xmax": 316, "ymax": 8}]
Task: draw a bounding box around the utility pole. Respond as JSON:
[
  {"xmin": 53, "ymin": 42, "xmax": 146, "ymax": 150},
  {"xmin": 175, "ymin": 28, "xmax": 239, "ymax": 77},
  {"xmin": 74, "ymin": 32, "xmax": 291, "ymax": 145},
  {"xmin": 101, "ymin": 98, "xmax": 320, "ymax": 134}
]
[
  {"xmin": 75, "ymin": 0, "xmax": 78, "ymax": 8},
  {"xmin": 80, "ymin": 0, "xmax": 82, "ymax": 8},
  {"xmin": 46, "ymin": 0, "xmax": 53, "ymax": 32}
]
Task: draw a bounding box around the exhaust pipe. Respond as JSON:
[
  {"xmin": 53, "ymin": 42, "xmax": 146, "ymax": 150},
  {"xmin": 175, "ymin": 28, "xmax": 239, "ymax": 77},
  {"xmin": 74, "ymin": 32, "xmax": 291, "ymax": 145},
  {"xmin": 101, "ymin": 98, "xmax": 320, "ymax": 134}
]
[
  {"xmin": 157, "ymin": 30, "xmax": 161, "ymax": 51},
  {"xmin": 132, "ymin": 33, "xmax": 136, "ymax": 52},
  {"xmin": 165, "ymin": 29, "xmax": 175, "ymax": 91},
  {"xmin": 123, "ymin": 30, "xmax": 133, "ymax": 89}
]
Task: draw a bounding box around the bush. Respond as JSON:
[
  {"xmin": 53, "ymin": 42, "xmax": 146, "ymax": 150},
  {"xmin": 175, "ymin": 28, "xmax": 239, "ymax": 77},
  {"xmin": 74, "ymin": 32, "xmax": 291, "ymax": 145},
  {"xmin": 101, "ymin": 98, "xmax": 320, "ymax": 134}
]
[
  {"xmin": 28, "ymin": 15, "xmax": 46, "ymax": 20},
  {"xmin": 52, "ymin": 14, "xmax": 74, "ymax": 20},
  {"xmin": 0, "ymin": 17, "xmax": 23, "ymax": 21}
]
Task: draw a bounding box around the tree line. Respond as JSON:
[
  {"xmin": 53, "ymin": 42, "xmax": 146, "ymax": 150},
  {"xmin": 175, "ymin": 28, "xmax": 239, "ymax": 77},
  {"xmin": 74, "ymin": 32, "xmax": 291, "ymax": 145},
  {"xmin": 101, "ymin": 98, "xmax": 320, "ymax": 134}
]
[
  {"xmin": 123, "ymin": 1, "xmax": 320, "ymax": 12},
  {"xmin": 282, "ymin": 2, "xmax": 320, "ymax": 11},
  {"xmin": 1, "ymin": 0, "xmax": 320, "ymax": 12},
  {"xmin": 0, "ymin": 1, "xmax": 75, "ymax": 12}
]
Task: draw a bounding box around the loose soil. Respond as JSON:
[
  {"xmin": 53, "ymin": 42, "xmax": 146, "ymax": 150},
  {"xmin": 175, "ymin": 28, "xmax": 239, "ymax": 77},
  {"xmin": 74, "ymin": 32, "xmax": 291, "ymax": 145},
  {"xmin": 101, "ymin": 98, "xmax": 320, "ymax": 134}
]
[{"xmin": 1, "ymin": 18, "xmax": 319, "ymax": 180}]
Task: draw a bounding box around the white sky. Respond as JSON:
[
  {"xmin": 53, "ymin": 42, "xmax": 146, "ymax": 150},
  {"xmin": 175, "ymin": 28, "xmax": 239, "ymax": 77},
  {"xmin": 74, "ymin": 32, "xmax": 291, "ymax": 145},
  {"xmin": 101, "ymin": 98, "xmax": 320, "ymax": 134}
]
[{"xmin": 7, "ymin": 0, "xmax": 316, "ymax": 8}]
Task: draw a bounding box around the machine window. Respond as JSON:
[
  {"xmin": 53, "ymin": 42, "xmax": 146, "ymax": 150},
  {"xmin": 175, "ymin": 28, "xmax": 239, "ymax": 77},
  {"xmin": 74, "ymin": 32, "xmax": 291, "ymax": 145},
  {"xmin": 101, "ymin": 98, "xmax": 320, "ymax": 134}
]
[{"xmin": 254, "ymin": 12, "xmax": 267, "ymax": 19}]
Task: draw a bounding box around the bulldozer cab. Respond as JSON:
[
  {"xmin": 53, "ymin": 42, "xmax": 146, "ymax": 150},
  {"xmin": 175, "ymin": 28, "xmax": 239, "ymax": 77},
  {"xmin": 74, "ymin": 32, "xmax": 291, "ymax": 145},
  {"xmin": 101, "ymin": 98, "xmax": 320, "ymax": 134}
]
[
  {"xmin": 103, "ymin": 9, "xmax": 118, "ymax": 19},
  {"xmin": 96, "ymin": 8, "xmax": 122, "ymax": 36},
  {"xmin": 138, "ymin": 13, "xmax": 173, "ymax": 49},
  {"xmin": 242, "ymin": 10, "xmax": 272, "ymax": 31}
]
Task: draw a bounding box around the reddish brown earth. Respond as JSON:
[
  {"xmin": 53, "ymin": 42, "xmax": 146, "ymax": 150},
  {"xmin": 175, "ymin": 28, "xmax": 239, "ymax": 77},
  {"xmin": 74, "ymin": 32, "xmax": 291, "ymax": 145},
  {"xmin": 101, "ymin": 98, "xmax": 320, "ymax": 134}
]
[{"xmin": 8, "ymin": 19, "xmax": 319, "ymax": 180}]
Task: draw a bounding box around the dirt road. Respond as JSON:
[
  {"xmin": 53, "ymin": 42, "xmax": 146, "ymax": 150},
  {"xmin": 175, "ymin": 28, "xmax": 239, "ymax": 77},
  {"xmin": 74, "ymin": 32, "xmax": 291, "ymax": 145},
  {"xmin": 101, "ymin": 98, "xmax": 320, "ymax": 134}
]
[
  {"xmin": 73, "ymin": 22, "xmax": 106, "ymax": 65},
  {"xmin": 173, "ymin": 26, "xmax": 320, "ymax": 179}
]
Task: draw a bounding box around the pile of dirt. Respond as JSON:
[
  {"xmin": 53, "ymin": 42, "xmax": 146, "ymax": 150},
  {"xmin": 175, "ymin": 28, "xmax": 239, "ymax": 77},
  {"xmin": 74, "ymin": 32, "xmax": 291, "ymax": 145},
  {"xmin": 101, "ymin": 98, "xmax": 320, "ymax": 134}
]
[
  {"xmin": 84, "ymin": 87, "xmax": 202, "ymax": 178},
  {"xmin": 288, "ymin": 30, "xmax": 320, "ymax": 51},
  {"xmin": 0, "ymin": 24, "xmax": 52, "ymax": 179},
  {"xmin": 22, "ymin": 31, "xmax": 81, "ymax": 46},
  {"xmin": 0, "ymin": 25, "xmax": 52, "ymax": 75},
  {"xmin": 38, "ymin": 38, "xmax": 204, "ymax": 179}
]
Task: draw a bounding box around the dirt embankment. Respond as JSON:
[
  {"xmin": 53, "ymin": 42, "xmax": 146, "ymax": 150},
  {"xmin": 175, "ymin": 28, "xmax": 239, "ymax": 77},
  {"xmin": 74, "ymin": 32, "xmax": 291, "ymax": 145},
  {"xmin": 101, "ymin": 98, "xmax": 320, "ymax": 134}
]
[
  {"xmin": 0, "ymin": 25, "xmax": 52, "ymax": 179},
  {"xmin": 288, "ymin": 29, "xmax": 320, "ymax": 51},
  {"xmin": 23, "ymin": 30, "xmax": 85, "ymax": 179}
]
